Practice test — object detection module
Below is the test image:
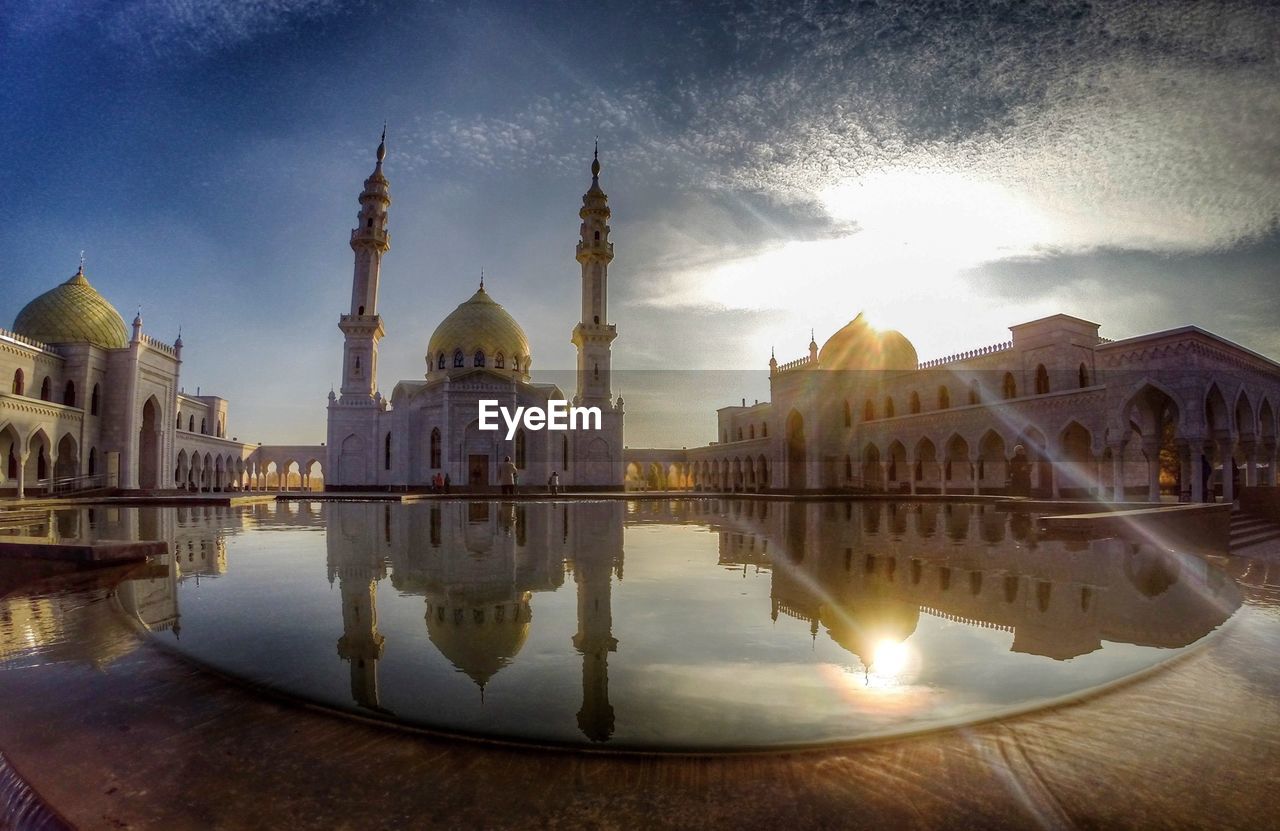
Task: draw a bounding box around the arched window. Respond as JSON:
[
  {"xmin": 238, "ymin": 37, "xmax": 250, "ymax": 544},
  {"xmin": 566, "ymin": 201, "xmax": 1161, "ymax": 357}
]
[
  {"xmin": 188, "ymin": 415, "xmax": 195, "ymax": 432},
  {"xmin": 63, "ymin": 380, "xmax": 75, "ymax": 407},
  {"xmin": 736, "ymin": 427, "xmax": 743, "ymax": 441},
  {"xmin": 937, "ymin": 386, "xmax": 950, "ymax": 410},
  {"xmin": 514, "ymin": 355, "xmax": 522, "ymax": 373},
  {"xmin": 968, "ymin": 380, "xmax": 979, "ymax": 405},
  {"xmin": 495, "ymin": 353, "xmax": 505, "ymax": 369},
  {"xmin": 749, "ymin": 425, "xmax": 756, "ymax": 439},
  {"xmin": 474, "ymin": 350, "xmax": 486, "ymax": 367},
  {"xmin": 437, "ymin": 352, "xmax": 446, "ymax": 370},
  {"xmin": 430, "ymin": 428, "xmax": 442, "ymax": 468},
  {"xmin": 1002, "ymin": 372, "xmax": 1017, "ymax": 400},
  {"xmin": 863, "ymin": 400, "xmax": 875, "ymax": 421},
  {"xmin": 885, "ymin": 396, "xmax": 895, "ymax": 418},
  {"xmin": 762, "ymin": 423, "xmax": 768, "ymax": 438},
  {"xmin": 39, "ymin": 376, "xmax": 51, "ymax": 401},
  {"xmin": 176, "ymin": 412, "xmax": 183, "ymax": 429},
  {"xmin": 453, "ymin": 350, "xmax": 464, "ymax": 368},
  {"xmin": 1035, "ymin": 364, "xmax": 1049, "ymax": 395},
  {"xmin": 201, "ymin": 418, "xmax": 207, "ymax": 435},
  {"xmin": 909, "ymin": 391, "xmax": 921, "ymax": 414},
  {"xmin": 515, "ymin": 428, "xmax": 527, "ymax": 469},
  {"xmin": 90, "ymin": 383, "xmax": 100, "ymax": 416},
  {"xmin": 1078, "ymin": 363, "xmax": 1089, "ymax": 388},
  {"xmin": 384, "ymin": 433, "xmax": 392, "ymax": 470},
  {"xmin": 11, "ymin": 369, "xmax": 23, "ymax": 395},
  {"xmin": 88, "ymin": 447, "xmax": 97, "ymax": 476},
  {"xmin": 843, "ymin": 400, "xmax": 852, "ymax": 427},
  {"xmin": 562, "ymin": 434, "xmax": 569, "ymax": 470}
]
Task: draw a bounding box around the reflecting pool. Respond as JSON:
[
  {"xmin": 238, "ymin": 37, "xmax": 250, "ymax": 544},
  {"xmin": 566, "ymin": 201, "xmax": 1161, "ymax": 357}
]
[{"xmin": 34, "ymin": 499, "xmax": 1243, "ymax": 749}]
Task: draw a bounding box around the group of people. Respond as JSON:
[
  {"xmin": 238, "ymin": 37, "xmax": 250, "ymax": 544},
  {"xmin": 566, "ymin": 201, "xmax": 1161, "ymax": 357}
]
[{"xmin": 430, "ymin": 471, "xmax": 451, "ymax": 493}]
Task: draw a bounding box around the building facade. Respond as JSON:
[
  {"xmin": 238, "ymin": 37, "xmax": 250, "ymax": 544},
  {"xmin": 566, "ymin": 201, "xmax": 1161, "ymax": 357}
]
[
  {"xmin": 630, "ymin": 313, "xmax": 1280, "ymax": 501},
  {"xmin": 1, "ymin": 266, "xmax": 321, "ymax": 497},
  {"xmin": 326, "ymin": 138, "xmax": 625, "ymax": 490}
]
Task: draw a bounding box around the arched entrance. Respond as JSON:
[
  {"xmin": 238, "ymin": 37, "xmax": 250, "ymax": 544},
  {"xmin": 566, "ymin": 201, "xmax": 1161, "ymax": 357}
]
[
  {"xmin": 138, "ymin": 397, "xmax": 162, "ymax": 489},
  {"xmin": 785, "ymin": 410, "xmax": 806, "ymax": 491}
]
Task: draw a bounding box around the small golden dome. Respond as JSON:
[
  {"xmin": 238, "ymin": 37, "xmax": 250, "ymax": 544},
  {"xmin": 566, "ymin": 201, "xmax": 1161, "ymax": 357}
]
[
  {"xmin": 426, "ymin": 287, "xmax": 532, "ymax": 376},
  {"xmin": 13, "ymin": 269, "xmax": 129, "ymax": 349},
  {"xmin": 820, "ymin": 598, "xmax": 919, "ymax": 668},
  {"xmin": 818, "ymin": 313, "xmax": 917, "ymax": 371}
]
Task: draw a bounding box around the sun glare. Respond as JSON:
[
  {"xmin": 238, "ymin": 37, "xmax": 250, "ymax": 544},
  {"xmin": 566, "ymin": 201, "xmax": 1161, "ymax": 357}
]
[{"xmin": 671, "ymin": 166, "xmax": 1060, "ymax": 361}]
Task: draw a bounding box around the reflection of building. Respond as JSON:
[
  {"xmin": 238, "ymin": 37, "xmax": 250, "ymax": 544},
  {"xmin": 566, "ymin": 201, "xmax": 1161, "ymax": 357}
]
[
  {"xmin": 690, "ymin": 499, "xmax": 1240, "ymax": 664},
  {"xmin": 324, "ymin": 500, "xmax": 623, "ymax": 741},
  {"xmin": 326, "ymin": 137, "xmax": 624, "ymax": 490},
  {"xmin": 632, "ymin": 314, "xmax": 1280, "ymax": 502}
]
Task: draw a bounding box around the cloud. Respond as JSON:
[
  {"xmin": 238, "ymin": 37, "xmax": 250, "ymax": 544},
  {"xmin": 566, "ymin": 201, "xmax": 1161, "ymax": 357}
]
[{"xmin": 4, "ymin": 0, "xmax": 347, "ymax": 58}]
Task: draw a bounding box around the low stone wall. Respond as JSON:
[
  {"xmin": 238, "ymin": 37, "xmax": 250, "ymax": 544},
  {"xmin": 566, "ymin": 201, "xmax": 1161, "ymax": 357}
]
[
  {"xmin": 1239, "ymin": 487, "xmax": 1280, "ymax": 523},
  {"xmin": 1039, "ymin": 503, "xmax": 1232, "ymax": 554}
]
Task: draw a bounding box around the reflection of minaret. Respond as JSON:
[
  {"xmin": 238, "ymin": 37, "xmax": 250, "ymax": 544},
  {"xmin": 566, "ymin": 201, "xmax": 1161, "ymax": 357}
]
[
  {"xmin": 570, "ymin": 502, "xmax": 623, "ymax": 742},
  {"xmin": 336, "ymin": 574, "xmax": 386, "ymax": 711},
  {"xmin": 328, "ymin": 503, "xmax": 389, "ymax": 712}
]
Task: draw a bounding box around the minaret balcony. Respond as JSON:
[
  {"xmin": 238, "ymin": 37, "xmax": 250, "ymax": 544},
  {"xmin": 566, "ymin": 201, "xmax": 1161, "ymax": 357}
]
[
  {"xmin": 350, "ymin": 228, "xmax": 391, "ymax": 247},
  {"xmin": 575, "ymin": 241, "xmax": 614, "ymax": 257}
]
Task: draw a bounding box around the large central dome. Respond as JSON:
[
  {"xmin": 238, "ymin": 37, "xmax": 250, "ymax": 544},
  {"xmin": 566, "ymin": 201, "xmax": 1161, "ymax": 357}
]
[
  {"xmin": 13, "ymin": 269, "xmax": 129, "ymax": 350},
  {"xmin": 427, "ymin": 286, "xmax": 532, "ymax": 378}
]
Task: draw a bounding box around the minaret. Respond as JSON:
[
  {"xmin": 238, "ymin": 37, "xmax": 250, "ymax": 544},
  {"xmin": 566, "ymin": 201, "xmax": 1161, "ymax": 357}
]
[
  {"xmin": 336, "ymin": 572, "xmax": 387, "ymax": 711},
  {"xmin": 338, "ymin": 129, "xmax": 391, "ymax": 404},
  {"xmin": 572, "ymin": 143, "xmax": 617, "ymax": 406}
]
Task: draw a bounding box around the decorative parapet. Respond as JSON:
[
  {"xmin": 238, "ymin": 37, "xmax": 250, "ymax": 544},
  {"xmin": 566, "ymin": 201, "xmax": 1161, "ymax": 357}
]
[
  {"xmin": 139, "ymin": 333, "xmax": 177, "ymax": 357},
  {"xmin": 918, "ymin": 341, "xmax": 1013, "ymax": 370},
  {"xmin": 0, "ymin": 327, "xmax": 58, "ymax": 356},
  {"xmin": 0, "ymin": 392, "xmax": 85, "ymax": 422},
  {"xmin": 920, "ymin": 605, "xmax": 1015, "ymax": 633},
  {"xmin": 773, "ymin": 354, "xmax": 815, "ymax": 375}
]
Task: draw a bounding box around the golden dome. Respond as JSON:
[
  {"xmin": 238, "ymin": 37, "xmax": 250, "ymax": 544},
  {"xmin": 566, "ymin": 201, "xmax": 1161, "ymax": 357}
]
[
  {"xmin": 426, "ymin": 594, "xmax": 532, "ymax": 687},
  {"xmin": 13, "ymin": 269, "xmax": 129, "ymax": 349},
  {"xmin": 426, "ymin": 287, "xmax": 532, "ymax": 378},
  {"xmin": 818, "ymin": 313, "xmax": 917, "ymax": 371}
]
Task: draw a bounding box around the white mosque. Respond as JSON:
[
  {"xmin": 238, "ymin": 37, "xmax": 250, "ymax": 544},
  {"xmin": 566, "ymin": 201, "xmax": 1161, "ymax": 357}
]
[{"xmin": 325, "ymin": 135, "xmax": 625, "ymax": 490}]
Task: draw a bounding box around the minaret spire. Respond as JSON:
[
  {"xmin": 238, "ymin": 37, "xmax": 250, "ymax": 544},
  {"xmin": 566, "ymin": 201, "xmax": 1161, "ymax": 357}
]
[
  {"xmin": 336, "ymin": 128, "xmax": 392, "ymax": 404},
  {"xmin": 572, "ymin": 142, "xmax": 617, "ymax": 407}
]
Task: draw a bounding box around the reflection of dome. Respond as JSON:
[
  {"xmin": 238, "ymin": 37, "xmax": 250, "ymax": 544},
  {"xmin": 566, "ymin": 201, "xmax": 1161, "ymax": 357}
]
[
  {"xmin": 426, "ymin": 594, "xmax": 531, "ymax": 686},
  {"xmin": 818, "ymin": 313, "xmax": 917, "ymax": 371},
  {"xmin": 426, "ymin": 287, "xmax": 532, "ymax": 378},
  {"xmin": 1123, "ymin": 549, "xmax": 1181, "ymax": 598},
  {"xmin": 819, "ymin": 598, "xmax": 919, "ymax": 668},
  {"xmin": 13, "ymin": 269, "xmax": 129, "ymax": 349}
]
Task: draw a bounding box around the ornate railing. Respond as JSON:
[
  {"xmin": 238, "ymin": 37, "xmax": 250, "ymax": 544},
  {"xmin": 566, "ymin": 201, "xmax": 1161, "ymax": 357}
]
[
  {"xmin": 773, "ymin": 354, "xmax": 815, "ymax": 374},
  {"xmin": 140, "ymin": 334, "xmax": 177, "ymax": 357},
  {"xmin": 917, "ymin": 341, "xmax": 1013, "ymax": 369},
  {"xmin": 0, "ymin": 327, "xmax": 57, "ymax": 354}
]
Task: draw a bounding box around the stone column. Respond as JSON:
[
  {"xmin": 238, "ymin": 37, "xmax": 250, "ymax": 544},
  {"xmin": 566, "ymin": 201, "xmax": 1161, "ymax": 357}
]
[
  {"xmin": 1095, "ymin": 456, "xmax": 1106, "ymax": 499},
  {"xmin": 909, "ymin": 457, "xmax": 918, "ymax": 496},
  {"xmin": 1190, "ymin": 448, "xmax": 1205, "ymax": 502},
  {"xmin": 16, "ymin": 452, "xmax": 27, "ymax": 499},
  {"xmin": 972, "ymin": 458, "xmax": 980, "ymax": 496},
  {"xmin": 1243, "ymin": 442, "xmax": 1257, "ymax": 487},
  {"xmin": 1109, "ymin": 442, "xmax": 1125, "ymax": 503},
  {"xmin": 1220, "ymin": 439, "xmax": 1236, "ymax": 503},
  {"xmin": 1177, "ymin": 443, "xmax": 1191, "ymax": 501}
]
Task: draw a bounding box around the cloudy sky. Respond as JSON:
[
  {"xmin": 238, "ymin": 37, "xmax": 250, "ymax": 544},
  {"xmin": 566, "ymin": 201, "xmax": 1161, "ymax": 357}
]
[{"xmin": 0, "ymin": 0, "xmax": 1276, "ymax": 447}]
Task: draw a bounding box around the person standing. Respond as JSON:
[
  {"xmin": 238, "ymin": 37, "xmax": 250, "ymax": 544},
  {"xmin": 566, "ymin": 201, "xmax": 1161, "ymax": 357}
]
[
  {"xmin": 500, "ymin": 455, "xmax": 518, "ymax": 496},
  {"xmin": 548, "ymin": 470, "xmax": 560, "ymax": 495}
]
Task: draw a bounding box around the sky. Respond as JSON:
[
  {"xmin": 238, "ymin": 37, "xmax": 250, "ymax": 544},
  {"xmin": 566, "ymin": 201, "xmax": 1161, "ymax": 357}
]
[{"xmin": 0, "ymin": 0, "xmax": 1277, "ymax": 448}]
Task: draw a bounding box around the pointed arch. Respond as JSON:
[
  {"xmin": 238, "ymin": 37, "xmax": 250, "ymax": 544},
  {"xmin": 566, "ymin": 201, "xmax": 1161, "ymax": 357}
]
[
  {"xmin": 1034, "ymin": 364, "xmax": 1050, "ymax": 395},
  {"xmin": 785, "ymin": 409, "xmax": 806, "ymax": 490},
  {"xmin": 1002, "ymin": 372, "xmax": 1017, "ymax": 400}
]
